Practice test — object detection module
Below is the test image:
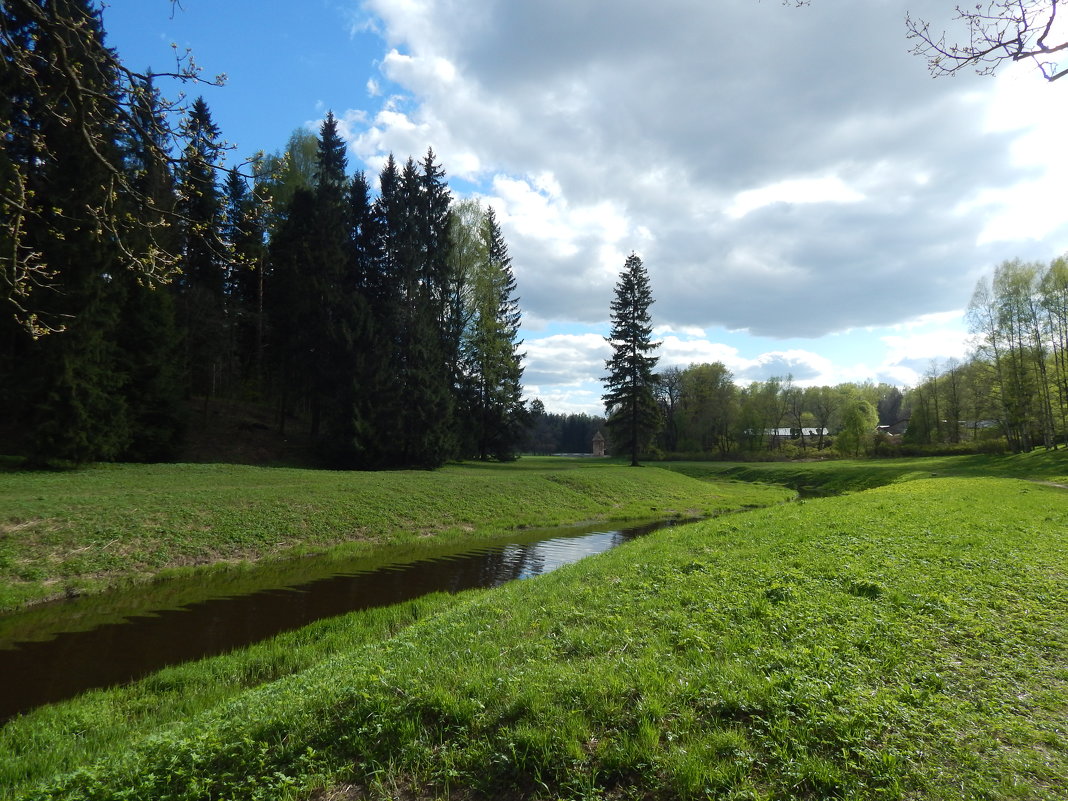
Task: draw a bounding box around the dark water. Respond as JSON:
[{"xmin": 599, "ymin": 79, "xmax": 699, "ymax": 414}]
[{"xmin": 0, "ymin": 519, "xmax": 679, "ymax": 722}]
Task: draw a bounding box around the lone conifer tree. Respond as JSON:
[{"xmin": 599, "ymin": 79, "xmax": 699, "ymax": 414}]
[{"xmin": 603, "ymin": 253, "xmax": 661, "ymax": 466}]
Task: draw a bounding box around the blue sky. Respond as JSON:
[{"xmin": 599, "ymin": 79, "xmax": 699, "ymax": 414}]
[{"xmin": 101, "ymin": 0, "xmax": 1068, "ymax": 414}]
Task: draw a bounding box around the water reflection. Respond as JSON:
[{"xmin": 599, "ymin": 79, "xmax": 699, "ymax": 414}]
[{"xmin": 0, "ymin": 520, "xmax": 671, "ymax": 721}]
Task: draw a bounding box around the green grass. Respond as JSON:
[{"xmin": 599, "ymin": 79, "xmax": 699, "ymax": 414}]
[
  {"xmin": 0, "ymin": 458, "xmax": 790, "ymax": 611},
  {"xmin": 7, "ymin": 476, "xmax": 1065, "ymax": 800},
  {"xmin": 0, "ymin": 591, "xmax": 472, "ymax": 796},
  {"xmin": 657, "ymin": 448, "xmax": 1068, "ymax": 495}
]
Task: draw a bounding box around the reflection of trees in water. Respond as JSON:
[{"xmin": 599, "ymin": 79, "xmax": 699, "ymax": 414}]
[{"xmin": 1, "ymin": 523, "xmax": 660, "ymax": 721}]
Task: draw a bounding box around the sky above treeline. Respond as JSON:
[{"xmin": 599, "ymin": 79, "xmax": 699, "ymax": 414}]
[{"xmin": 102, "ymin": 0, "xmax": 1068, "ymax": 414}]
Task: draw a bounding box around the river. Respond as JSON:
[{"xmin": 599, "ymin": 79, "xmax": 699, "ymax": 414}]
[{"xmin": 0, "ymin": 518, "xmax": 684, "ymax": 721}]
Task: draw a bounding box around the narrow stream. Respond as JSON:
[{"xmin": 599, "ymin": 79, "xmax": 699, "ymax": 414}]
[{"xmin": 0, "ymin": 518, "xmax": 681, "ymax": 722}]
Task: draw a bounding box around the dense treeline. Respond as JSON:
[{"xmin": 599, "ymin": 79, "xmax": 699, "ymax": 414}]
[
  {"xmin": 0, "ymin": 1, "xmax": 525, "ymax": 467},
  {"xmin": 906, "ymin": 256, "xmax": 1068, "ymax": 453},
  {"xmin": 646, "ymin": 367, "xmax": 894, "ymax": 460}
]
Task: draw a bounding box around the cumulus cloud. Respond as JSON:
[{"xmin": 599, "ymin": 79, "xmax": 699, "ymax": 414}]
[
  {"xmin": 347, "ymin": 0, "xmax": 1067, "ymax": 341},
  {"xmin": 658, "ymin": 337, "xmax": 836, "ymax": 385}
]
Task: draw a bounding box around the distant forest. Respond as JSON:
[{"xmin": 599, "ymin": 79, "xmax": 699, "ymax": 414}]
[{"xmin": 647, "ymin": 253, "xmax": 1068, "ymax": 460}]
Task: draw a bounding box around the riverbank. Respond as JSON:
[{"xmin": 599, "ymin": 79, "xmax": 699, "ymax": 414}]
[
  {"xmin": 0, "ymin": 458, "xmax": 790, "ymax": 611},
  {"xmin": 4, "ymin": 475, "xmax": 1065, "ymax": 799}
]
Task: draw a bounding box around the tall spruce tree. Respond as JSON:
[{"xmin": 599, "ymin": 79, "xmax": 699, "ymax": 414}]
[
  {"xmin": 459, "ymin": 205, "xmax": 525, "ymax": 460},
  {"xmin": 366, "ymin": 155, "xmax": 406, "ymax": 461},
  {"xmin": 345, "ymin": 169, "xmax": 388, "ymax": 465},
  {"xmin": 415, "ymin": 149, "xmax": 457, "ymax": 464},
  {"xmin": 310, "ymin": 111, "xmax": 377, "ymax": 465},
  {"xmin": 175, "ymin": 97, "xmax": 226, "ymax": 403},
  {"xmin": 603, "ymin": 253, "xmax": 661, "ymax": 466},
  {"xmin": 116, "ymin": 73, "xmax": 185, "ymax": 461},
  {"xmin": 266, "ymin": 187, "xmax": 317, "ymax": 436},
  {"xmin": 306, "ymin": 111, "xmax": 350, "ymax": 440},
  {"xmin": 222, "ymin": 166, "xmax": 267, "ymax": 388},
  {"xmin": 375, "ymin": 154, "xmax": 455, "ymax": 467},
  {"xmin": 2, "ymin": 0, "xmax": 133, "ymax": 463}
]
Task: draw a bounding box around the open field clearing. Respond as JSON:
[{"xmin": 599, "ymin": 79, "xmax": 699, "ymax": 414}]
[{"xmin": 3, "ymin": 473, "xmax": 1064, "ymax": 800}]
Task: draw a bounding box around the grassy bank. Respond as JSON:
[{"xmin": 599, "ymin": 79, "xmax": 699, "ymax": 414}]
[
  {"xmin": 5, "ymin": 476, "xmax": 1065, "ymax": 800},
  {"xmin": 0, "ymin": 458, "xmax": 789, "ymax": 611},
  {"xmin": 657, "ymin": 448, "xmax": 1068, "ymax": 495},
  {"xmin": 0, "ymin": 591, "xmax": 474, "ymax": 797}
]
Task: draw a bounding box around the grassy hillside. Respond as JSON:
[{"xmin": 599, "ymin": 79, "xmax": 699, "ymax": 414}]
[
  {"xmin": 657, "ymin": 448, "xmax": 1068, "ymax": 495},
  {"xmin": 4, "ymin": 476, "xmax": 1065, "ymax": 800},
  {"xmin": 0, "ymin": 458, "xmax": 789, "ymax": 610}
]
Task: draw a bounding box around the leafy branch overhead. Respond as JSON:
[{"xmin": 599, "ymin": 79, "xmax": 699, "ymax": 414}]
[{"xmin": 1, "ymin": 0, "xmax": 226, "ymax": 336}]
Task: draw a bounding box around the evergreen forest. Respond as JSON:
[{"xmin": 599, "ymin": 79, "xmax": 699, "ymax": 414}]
[{"xmin": 1, "ymin": 1, "xmax": 525, "ymax": 468}]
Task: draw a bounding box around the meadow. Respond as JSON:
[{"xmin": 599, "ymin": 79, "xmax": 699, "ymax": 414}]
[
  {"xmin": 0, "ymin": 453, "xmax": 1065, "ymax": 799},
  {"xmin": 0, "ymin": 457, "xmax": 788, "ymax": 611}
]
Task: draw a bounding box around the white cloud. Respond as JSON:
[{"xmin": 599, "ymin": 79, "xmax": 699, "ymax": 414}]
[
  {"xmin": 880, "ymin": 328, "xmax": 969, "ymax": 370},
  {"xmin": 522, "ymin": 333, "xmax": 611, "ymax": 389},
  {"xmin": 971, "ymin": 64, "xmax": 1068, "ymax": 244},
  {"xmin": 726, "ymin": 176, "xmax": 865, "ymax": 220},
  {"xmin": 653, "ymin": 324, "xmax": 707, "ymax": 339}
]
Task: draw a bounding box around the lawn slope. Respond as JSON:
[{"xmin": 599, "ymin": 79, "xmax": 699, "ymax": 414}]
[
  {"xmin": 0, "ymin": 459, "xmax": 789, "ymax": 610},
  {"xmin": 8, "ymin": 477, "xmax": 1065, "ymax": 800}
]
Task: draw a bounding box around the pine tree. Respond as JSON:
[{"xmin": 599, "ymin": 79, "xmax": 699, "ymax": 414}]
[
  {"xmin": 603, "ymin": 253, "xmax": 661, "ymax": 466},
  {"xmin": 419, "ymin": 148, "xmax": 453, "ymax": 318},
  {"xmin": 222, "ymin": 166, "xmax": 266, "ymax": 388},
  {"xmin": 304, "ymin": 112, "xmax": 350, "ymax": 439},
  {"xmin": 177, "ymin": 98, "xmax": 224, "ymax": 293},
  {"xmin": 365, "ymin": 155, "xmax": 406, "ymax": 462},
  {"xmin": 414, "ymin": 150, "xmax": 456, "ymax": 464},
  {"xmin": 266, "ymin": 187, "xmax": 317, "ymax": 435},
  {"xmin": 347, "ymin": 171, "xmax": 380, "ymax": 297},
  {"xmin": 309, "ymin": 111, "xmax": 379, "ymax": 464},
  {"xmin": 344, "ymin": 170, "xmax": 387, "ymax": 465}
]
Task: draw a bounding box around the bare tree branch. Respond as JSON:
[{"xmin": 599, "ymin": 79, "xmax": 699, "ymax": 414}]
[{"xmin": 907, "ymin": 0, "xmax": 1068, "ymax": 82}]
